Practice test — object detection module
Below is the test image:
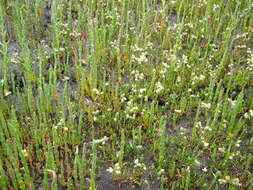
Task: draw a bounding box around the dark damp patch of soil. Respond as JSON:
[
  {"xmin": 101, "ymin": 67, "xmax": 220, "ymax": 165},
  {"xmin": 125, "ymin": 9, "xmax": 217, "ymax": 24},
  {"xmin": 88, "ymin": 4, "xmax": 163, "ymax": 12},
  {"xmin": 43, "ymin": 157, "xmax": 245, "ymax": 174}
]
[{"xmin": 96, "ymin": 163, "xmax": 160, "ymax": 190}]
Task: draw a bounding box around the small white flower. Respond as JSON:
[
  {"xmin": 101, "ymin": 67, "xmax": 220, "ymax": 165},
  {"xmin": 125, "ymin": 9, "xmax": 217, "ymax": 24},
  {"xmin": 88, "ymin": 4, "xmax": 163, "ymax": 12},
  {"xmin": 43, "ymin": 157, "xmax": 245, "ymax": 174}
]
[
  {"xmin": 158, "ymin": 169, "xmax": 165, "ymax": 175},
  {"xmin": 21, "ymin": 149, "xmax": 28, "ymax": 157},
  {"xmin": 135, "ymin": 52, "xmax": 148, "ymax": 64},
  {"xmin": 228, "ymin": 98, "xmax": 237, "ymax": 107},
  {"xmin": 155, "ymin": 82, "xmax": 164, "ymax": 93},
  {"xmin": 136, "ymin": 145, "xmax": 143, "ymax": 150},
  {"xmin": 231, "ymin": 178, "xmax": 242, "ymax": 186},
  {"xmin": 202, "ymin": 167, "xmax": 208, "ymax": 172},
  {"xmin": 171, "ymin": 0, "xmax": 176, "ymax": 5},
  {"xmin": 218, "ymin": 147, "xmax": 225, "ymax": 153},
  {"xmin": 175, "ymin": 109, "xmax": 182, "ymax": 113},
  {"xmin": 213, "ymin": 4, "xmax": 219, "ymax": 11},
  {"xmin": 204, "ymin": 126, "xmax": 212, "ymax": 131},
  {"xmin": 4, "ymin": 91, "xmax": 12, "ymax": 97},
  {"xmin": 106, "ymin": 167, "xmax": 114, "ymax": 173},
  {"xmin": 194, "ymin": 121, "xmax": 202, "ymax": 128},
  {"xmin": 92, "ymin": 88, "xmax": 100, "ymax": 95},
  {"xmin": 201, "ymin": 102, "xmax": 211, "ymax": 109},
  {"xmin": 202, "ymin": 140, "xmax": 209, "ymax": 147},
  {"xmin": 249, "ymin": 110, "xmax": 253, "ymax": 117},
  {"xmin": 115, "ymin": 169, "xmax": 121, "ymax": 174},
  {"xmin": 139, "ymin": 88, "xmax": 146, "ymax": 93},
  {"xmin": 218, "ymin": 178, "xmax": 226, "ymax": 184},
  {"xmin": 229, "ymin": 154, "xmax": 234, "ymax": 160},
  {"xmin": 199, "ymin": 74, "xmax": 205, "ymax": 80},
  {"xmin": 93, "ymin": 136, "xmax": 109, "ymax": 145},
  {"xmin": 134, "ymin": 159, "xmax": 139, "ymax": 165},
  {"xmin": 219, "ymin": 176, "xmax": 242, "ymax": 186},
  {"xmin": 121, "ymin": 96, "xmax": 127, "ymax": 102},
  {"xmin": 62, "ymin": 76, "xmax": 70, "ymax": 81},
  {"xmin": 115, "ymin": 163, "xmax": 120, "ymax": 169},
  {"xmin": 244, "ymin": 112, "xmax": 250, "ymax": 119}
]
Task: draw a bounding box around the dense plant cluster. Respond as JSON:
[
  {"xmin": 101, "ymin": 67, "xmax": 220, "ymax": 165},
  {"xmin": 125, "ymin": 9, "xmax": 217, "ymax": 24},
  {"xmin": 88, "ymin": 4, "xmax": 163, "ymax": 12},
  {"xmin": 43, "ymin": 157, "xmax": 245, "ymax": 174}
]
[{"xmin": 0, "ymin": 0, "xmax": 252, "ymax": 189}]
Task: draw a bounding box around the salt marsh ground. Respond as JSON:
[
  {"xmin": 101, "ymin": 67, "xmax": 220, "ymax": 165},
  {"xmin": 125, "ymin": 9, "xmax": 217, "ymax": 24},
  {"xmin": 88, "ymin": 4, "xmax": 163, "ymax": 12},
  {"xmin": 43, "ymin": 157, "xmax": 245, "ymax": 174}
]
[{"xmin": 0, "ymin": 0, "xmax": 252, "ymax": 189}]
